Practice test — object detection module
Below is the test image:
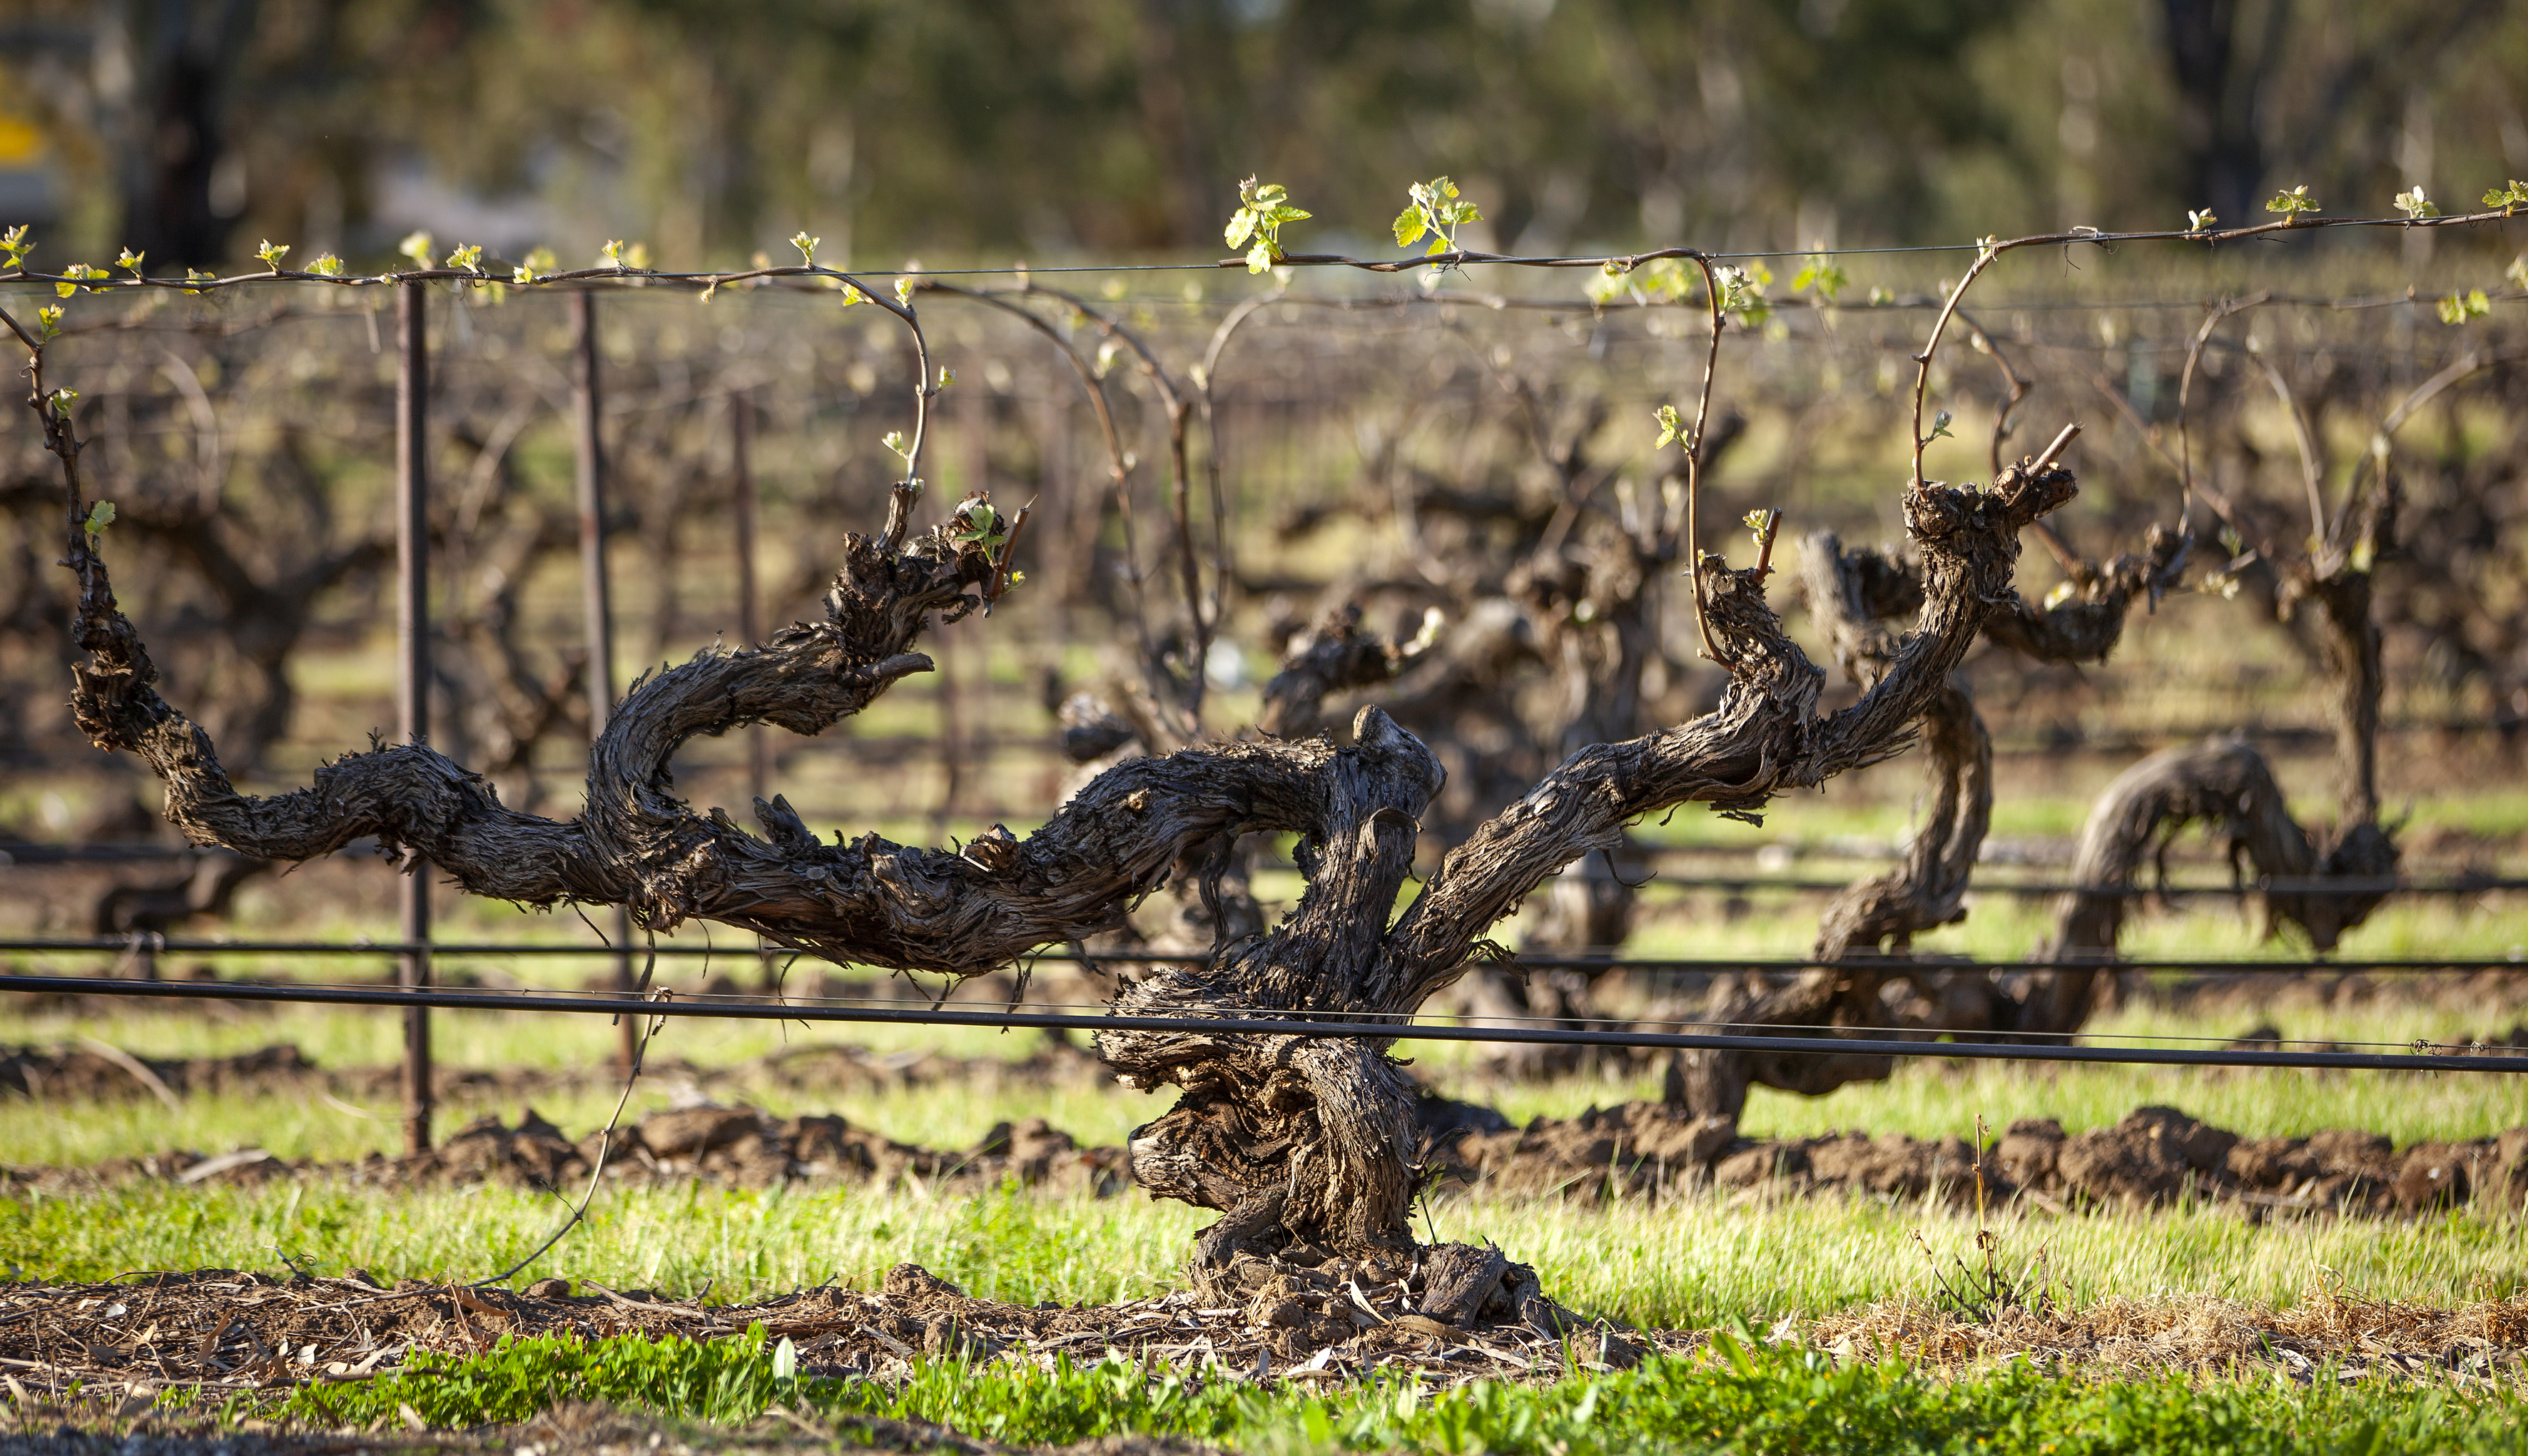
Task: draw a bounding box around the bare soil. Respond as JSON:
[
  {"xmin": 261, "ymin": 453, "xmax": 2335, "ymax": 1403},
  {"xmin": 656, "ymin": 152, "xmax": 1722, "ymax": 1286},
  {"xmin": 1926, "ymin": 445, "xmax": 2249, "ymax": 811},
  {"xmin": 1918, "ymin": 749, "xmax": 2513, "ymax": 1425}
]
[
  {"xmin": 7, "ymin": 1092, "xmax": 2524, "ymax": 1220},
  {"xmin": 0, "ymin": 1037, "xmax": 1099, "ymax": 1107},
  {"xmin": 1448, "ymin": 1101, "xmax": 2528, "ymax": 1218},
  {"xmin": 0, "ymin": 1258, "xmax": 1651, "ymax": 1408},
  {"xmin": 0, "ymin": 1396, "xmax": 1201, "ymax": 1455}
]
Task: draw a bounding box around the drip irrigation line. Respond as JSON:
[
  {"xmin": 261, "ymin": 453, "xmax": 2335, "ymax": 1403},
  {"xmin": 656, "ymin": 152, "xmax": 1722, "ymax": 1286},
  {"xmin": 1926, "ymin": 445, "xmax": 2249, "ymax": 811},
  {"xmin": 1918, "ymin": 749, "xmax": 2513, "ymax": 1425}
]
[
  {"xmin": 3, "ymin": 973, "xmax": 2522, "ymax": 1074},
  {"xmin": 1618, "ymin": 875, "xmax": 2528, "ymax": 898},
  {"xmin": 1, "ymin": 937, "xmax": 2522, "ymax": 974},
  {"xmin": 1, "ymin": 972, "xmax": 2467, "ymax": 1052}
]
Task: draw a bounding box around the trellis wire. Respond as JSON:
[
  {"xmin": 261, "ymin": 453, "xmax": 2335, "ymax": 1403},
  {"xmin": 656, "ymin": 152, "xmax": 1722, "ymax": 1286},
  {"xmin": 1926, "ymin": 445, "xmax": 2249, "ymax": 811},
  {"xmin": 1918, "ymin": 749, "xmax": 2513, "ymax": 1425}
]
[
  {"xmin": 8, "ymin": 205, "xmax": 2522, "ymax": 1148},
  {"xmin": 3, "ymin": 974, "xmax": 2522, "ymax": 1076},
  {"xmin": 9, "ymin": 203, "xmax": 2527, "ymax": 297},
  {"xmin": 1, "ymin": 936, "xmax": 2519, "ymax": 975},
  {"xmin": 9, "ymin": 849, "xmax": 2527, "ymax": 900}
]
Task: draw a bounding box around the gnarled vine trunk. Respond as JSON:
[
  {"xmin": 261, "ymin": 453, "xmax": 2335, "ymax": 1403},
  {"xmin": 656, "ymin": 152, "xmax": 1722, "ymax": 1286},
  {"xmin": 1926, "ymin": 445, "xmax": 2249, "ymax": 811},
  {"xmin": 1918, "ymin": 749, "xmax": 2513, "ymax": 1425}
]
[
  {"xmin": 2046, "ymin": 478, "xmax": 2403, "ymax": 962},
  {"xmin": 1673, "ymin": 523, "xmax": 2191, "ymax": 1123},
  {"xmin": 35, "ymin": 345, "xmax": 2075, "ymax": 1271}
]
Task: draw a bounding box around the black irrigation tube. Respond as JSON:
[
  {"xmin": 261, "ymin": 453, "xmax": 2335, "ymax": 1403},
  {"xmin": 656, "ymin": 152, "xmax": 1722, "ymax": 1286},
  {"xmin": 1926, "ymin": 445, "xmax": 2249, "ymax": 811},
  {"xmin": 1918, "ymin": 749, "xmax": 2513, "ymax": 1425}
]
[
  {"xmin": 4, "ymin": 974, "xmax": 2524, "ymax": 1075},
  {"xmin": 11, "ymin": 847, "xmax": 2526, "ymax": 899},
  {"xmin": 1623, "ymin": 875, "xmax": 2528, "ymax": 898},
  {"xmin": 1, "ymin": 937, "xmax": 2522, "ymax": 975}
]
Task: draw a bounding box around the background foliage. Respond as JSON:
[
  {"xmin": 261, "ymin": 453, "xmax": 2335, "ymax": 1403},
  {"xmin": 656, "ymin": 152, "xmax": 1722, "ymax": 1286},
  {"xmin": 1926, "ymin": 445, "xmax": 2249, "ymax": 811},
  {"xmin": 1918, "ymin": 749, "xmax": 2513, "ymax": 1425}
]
[{"xmin": 6, "ymin": 0, "xmax": 2528, "ymax": 270}]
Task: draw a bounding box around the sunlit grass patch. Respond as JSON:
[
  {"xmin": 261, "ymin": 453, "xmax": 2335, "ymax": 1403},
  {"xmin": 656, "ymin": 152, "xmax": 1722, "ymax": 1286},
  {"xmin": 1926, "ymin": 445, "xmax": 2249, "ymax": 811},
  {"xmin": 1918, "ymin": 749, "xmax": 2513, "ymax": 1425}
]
[{"xmin": 261, "ymin": 1323, "xmax": 2528, "ymax": 1454}]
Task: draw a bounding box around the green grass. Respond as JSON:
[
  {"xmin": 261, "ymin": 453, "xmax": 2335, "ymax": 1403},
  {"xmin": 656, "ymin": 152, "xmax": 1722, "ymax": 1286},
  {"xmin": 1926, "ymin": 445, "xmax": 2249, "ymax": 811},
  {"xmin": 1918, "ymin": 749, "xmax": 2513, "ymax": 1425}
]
[
  {"xmin": 7, "ymin": 1178, "xmax": 2524, "ymax": 1325},
  {"xmin": 259, "ymin": 1325, "xmax": 2528, "ymax": 1453},
  {"xmin": 6, "ymin": 973, "xmax": 2524, "ymax": 1167}
]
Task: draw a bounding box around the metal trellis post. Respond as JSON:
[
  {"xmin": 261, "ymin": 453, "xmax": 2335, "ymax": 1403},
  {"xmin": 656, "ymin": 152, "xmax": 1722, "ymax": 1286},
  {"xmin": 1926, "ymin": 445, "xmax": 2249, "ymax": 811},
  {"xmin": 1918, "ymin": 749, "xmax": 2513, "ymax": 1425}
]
[
  {"xmin": 731, "ymin": 389, "xmax": 778, "ymax": 994},
  {"xmin": 395, "ymin": 278, "xmax": 434, "ymax": 1156},
  {"xmin": 572, "ymin": 290, "xmax": 640, "ymax": 1067},
  {"xmin": 732, "ymin": 389, "xmax": 766, "ymax": 800}
]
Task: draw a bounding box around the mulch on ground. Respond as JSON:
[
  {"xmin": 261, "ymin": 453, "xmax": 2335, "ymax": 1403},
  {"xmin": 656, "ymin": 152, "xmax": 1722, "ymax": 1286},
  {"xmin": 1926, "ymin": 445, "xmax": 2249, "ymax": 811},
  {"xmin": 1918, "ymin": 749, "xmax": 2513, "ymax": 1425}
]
[
  {"xmin": 4, "ymin": 1263, "xmax": 2524, "ymax": 1435},
  {"xmin": 0, "ymin": 1253, "xmax": 1658, "ymax": 1408}
]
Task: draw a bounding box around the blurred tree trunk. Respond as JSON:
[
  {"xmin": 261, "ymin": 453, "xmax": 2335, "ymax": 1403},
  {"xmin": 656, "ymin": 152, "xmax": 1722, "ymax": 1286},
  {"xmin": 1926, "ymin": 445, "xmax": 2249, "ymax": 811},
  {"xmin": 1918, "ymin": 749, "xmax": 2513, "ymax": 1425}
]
[{"xmin": 116, "ymin": 0, "xmax": 259, "ymax": 268}]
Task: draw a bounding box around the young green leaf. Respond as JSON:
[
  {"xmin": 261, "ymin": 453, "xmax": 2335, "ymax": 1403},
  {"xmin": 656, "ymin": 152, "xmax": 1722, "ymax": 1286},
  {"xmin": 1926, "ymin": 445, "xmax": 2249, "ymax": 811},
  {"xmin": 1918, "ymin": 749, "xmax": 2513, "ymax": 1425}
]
[
  {"xmin": 1633, "ymin": 258, "xmax": 1692, "ymax": 303},
  {"xmin": 400, "ymin": 232, "xmax": 437, "ymax": 269},
  {"xmin": 255, "ymin": 240, "xmax": 290, "ymax": 272},
  {"xmin": 1394, "ymin": 177, "xmax": 1481, "ymax": 258},
  {"xmin": 183, "ymin": 268, "xmax": 215, "ymax": 293},
  {"xmin": 54, "ymin": 263, "xmax": 103, "ymax": 297},
  {"xmin": 35, "ymin": 305, "xmax": 63, "ymax": 342},
  {"xmin": 1790, "ymin": 252, "xmax": 1847, "ymax": 301},
  {"xmin": 882, "ymin": 431, "xmax": 909, "ymax": 459},
  {"xmin": 1928, "ymin": 408, "xmax": 1955, "ymax": 442},
  {"xmin": 308, "ymin": 253, "xmax": 344, "ymax": 278},
  {"xmin": 2484, "ymin": 180, "xmax": 2528, "ymax": 213},
  {"xmin": 893, "ymin": 277, "xmax": 915, "ymax": 307},
  {"xmin": 1711, "ymin": 263, "xmax": 1771, "ymax": 325},
  {"xmin": 2264, "ymin": 185, "xmax": 2320, "ymax": 215},
  {"xmin": 2507, "ymin": 254, "xmax": 2528, "ymax": 292},
  {"xmin": 1653, "ymin": 404, "xmax": 1687, "ymax": 448},
  {"xmin": 2392, "ymin": 186, "xmax": 2438, "ymax": 220},
  {"xmin": 2436, "ymin": 289, "xmax": 2489, "ymax": 325},
  {"xmin": 51, "ymin": 387, "xmax": 80, "ymax": 419},
  {"xmin": 790, "ymin": 232, "xmax": 819, "ymax": 268},
  {"xmin": 83, "ymin": 499, "xmax": 113, "ymax": 534},
  {"xmin": 115, "ymin": 247, "xmax": 146, "ymax": 277},
  {"xmin": 446, "ymin": 243, "xmax": 484, "ymax": 274},
  {"xmin": 1226, "ymin": 177, "xmax": 1310, "ymax": 274},
  {"xmin": 2186, "ymin": 209, "xmax": 2217, "ymax": 233},
  {"xmin": 948, "ymin": 493, "xmax": 1007, "ymax": 549},
  {"xmin": 0, "ymin": 224, "xmax": 30, "ymax": 269}
]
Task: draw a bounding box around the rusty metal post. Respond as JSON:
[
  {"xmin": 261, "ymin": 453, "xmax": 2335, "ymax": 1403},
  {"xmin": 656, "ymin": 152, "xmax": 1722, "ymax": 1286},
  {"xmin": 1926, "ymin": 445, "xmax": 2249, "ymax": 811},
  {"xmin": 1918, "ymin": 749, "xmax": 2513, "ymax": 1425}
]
[
  {"xmin": 395, "ymin": 279, "xmax": 434, "ymax": 1155},
  {"xmin": 729, "ymin": 390, "xmax": 780, "ymax": 994},
  {"xmin": 572, "ymin": 290, "xmax": 640, "ymax": 1066},
  {"xmin": 731, "ymin": 390, "xmax": 767, "ymax": 800}
]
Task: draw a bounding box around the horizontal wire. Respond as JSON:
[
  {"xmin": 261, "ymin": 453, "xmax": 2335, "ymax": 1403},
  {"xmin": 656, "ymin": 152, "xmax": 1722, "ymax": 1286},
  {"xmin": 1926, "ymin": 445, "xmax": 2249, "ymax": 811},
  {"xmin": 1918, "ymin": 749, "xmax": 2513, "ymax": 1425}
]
[
  {"xmin": 16, "ymin": 279, "xmax": 2523, "ymax": 325},
  {"xmin": 2, "ymin": 972, "xmax": 2452, "ymax": 1052},
  {"xmin": 1234, "ymin": 285, "xmax": 2528, "ymax": 317},
  {"xmin": 2, "ymin": 937, "xmax": 2522, "ymax": 974},
  {"xmin": 2, "ymin": 974, "xmax": 2519, "ymax": 1074},
  {"xmin": 6, "ymin": 844, "xmax": 2522, "ymax": 898},
  {"xmin": 6, "ymin": 208, "xmax": 2522, "ymax": 298}
]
